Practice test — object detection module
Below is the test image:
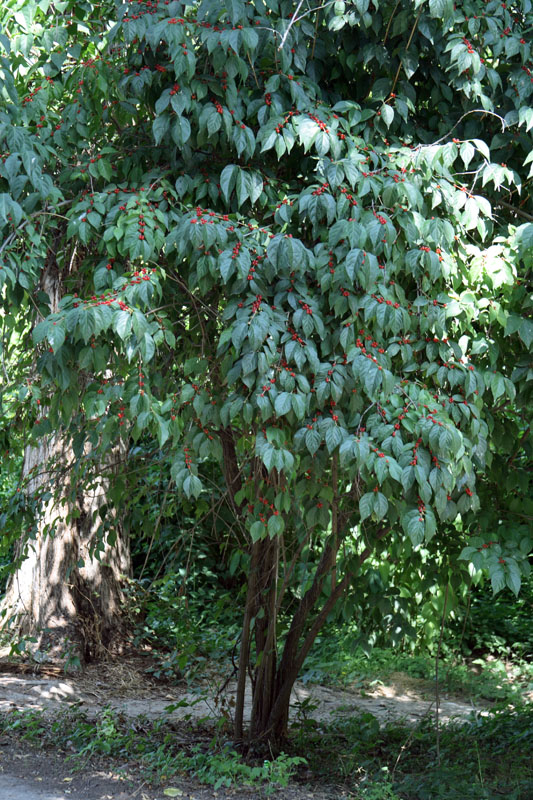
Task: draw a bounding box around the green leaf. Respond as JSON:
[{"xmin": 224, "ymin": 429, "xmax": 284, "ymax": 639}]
[
  {"xmin": 403, "ymin": 509, "xmax": 425, "ymax": 547},
  {"xmin": 490, "ymin": 565, "xmax": 505, "ymax": 594},
  {"xmin": 505, "ymin": 561, "xmax": 521, "ymax": 596},
  {"xmin": 250, "ymin": 520, "xmax": 266, "ymax": 542},
  {"xmin": 183, "ymin": 474, "xmax": 202, "ymax": 499},
  {"xmin": 220, "ymin": 164, "xmax": 237, "ymax": 203},
  {"xmin": 380, "ymin": 104, "xmax": 394, "ymax": 128},
  {"xmin": 267, "ymin": 514, "xmax": 284, "ymax": 537},
  {"xmin": 291, "ymin": 394, "xmax": 306, "ymax": 419},
  {"xmin": 325, "ymin": 424, "xmax": 342, "ymax": 453},
  {"xmin": 305, "ymin": 427, "xmax": 321, "ymax": 455},
  {"xmin": 274, "ymin": 392, "xmax": 292, "ymax": 416},
  {"xmin": 153, "ymin": 114, "xmax": 170, "ymax": 145},
  {"xmin": 359, "ymin": 492, "xmax": 374, "ymax": 521},
  {"xmin": 373, "ymin": 492, "xmax": 388, "ymax": 521}
]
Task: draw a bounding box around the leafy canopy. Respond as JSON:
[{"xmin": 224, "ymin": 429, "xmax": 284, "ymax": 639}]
[{"xmin": 0, "ymin": 0, "xmax": 532, "ymax": 603}]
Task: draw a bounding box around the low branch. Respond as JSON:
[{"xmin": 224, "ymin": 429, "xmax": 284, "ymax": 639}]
[
  {"xmin": 508, "ymin": 426, "xmax": 530, "ymax": 466},
  {"xmin": 489, "ymin": 197, "xmax": 533, "ymax": 222}
]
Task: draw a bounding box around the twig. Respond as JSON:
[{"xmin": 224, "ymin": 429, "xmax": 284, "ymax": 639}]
[
  {"xmin": 390, "ymin": 8, "xmax": 422, "ymax": 95},
  {"xmin": 418, "ymin": 109, "xmax": 506, "ymax": 150},
  {"xmin": 435, "ymin": 582, "xmax": 449, "ymax": 766},
  {"xmin": 277, "ymin": 0, "xmax": 337, "ymax": 50},
  {"xmin": 488, "ymin": 197, "xmax": 533, "ymax": 222},
  {"xmin": 247, "ymin": 52, "xmax": 260, "ymax": 89},
  {"xmin": 278, "ymin": 0, "xmax": 306, "ymax": 51},
  {"xmin": 383, "ymin": 0, "xmax": 401, "ymax": 46},
  {"xmin": 310, "ymin": 8, "xmax": 320, "ymax": 60}
]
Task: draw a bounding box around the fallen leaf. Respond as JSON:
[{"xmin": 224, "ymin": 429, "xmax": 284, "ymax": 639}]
[{"xmin": 163, "ymin": 789, "xmax": 183, "ymax": 797}]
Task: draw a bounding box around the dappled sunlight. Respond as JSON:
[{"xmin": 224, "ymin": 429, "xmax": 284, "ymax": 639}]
[{"xmin": 0, "ymin": 664, "xmax": 493, "ymax": 729}]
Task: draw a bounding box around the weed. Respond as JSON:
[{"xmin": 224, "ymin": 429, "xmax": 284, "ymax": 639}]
[
  {"xmin": 297, "ymin": 706, "xmax": 533, "ymax": 800},
  {"xmin": 0, "ymin": 706, "xmax": 306, "ymax": 793}
]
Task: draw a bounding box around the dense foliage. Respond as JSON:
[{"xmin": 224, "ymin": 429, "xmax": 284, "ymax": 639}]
[{"xmin": 0, "ymin": 0, "xmax": 532, "ymax": 740}]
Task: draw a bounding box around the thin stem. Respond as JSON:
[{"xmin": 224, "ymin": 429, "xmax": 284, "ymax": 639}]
[
  {"xmin": 383, "ymin": 0, "xmax": 401, "ymax": 46},
  {"xmin": 435, "ymin": 582, "xmax": 449, "ymax": 766},
  {"xmin": 138, "ymin": 478, "xmax": 172, "ymax": 582},
  {"xmin": 390, "ymin": 8, "xmax": 422, "ymax": 95}
]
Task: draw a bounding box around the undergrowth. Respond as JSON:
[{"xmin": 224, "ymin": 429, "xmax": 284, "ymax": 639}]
[
  {"xmin": 302, "ymin": 636, "xmax": 533, "ymax": 706},
  {"xmin": 126, "ymin": 570, "xmax": 533, "ymax": 706},
  {"xmin": 292, "ymin": 705, "xmax": 533, "ymax": 799},
  {"xmin": 2, "ymin": 703, "xmax": 532, "ymax": 799},
  {"xmin": 0, "ymin": 705, "xmax": 305, "ymax": 794}
]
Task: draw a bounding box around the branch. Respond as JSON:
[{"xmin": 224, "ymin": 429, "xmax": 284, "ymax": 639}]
[
  {"xmin": 383, "ymin": 0, "xmax": 401, "ymax": 47},
  {"xmin": 219, "ymin": 426, "xmax": 245, "ymax": 515},
  {"xmin": 390, "ymin": 8, "xmax": 422, "ymax": 95},
  {"xmin": 0, "ymin": 198, "xmax": 74, "ymax": 257},
  {"xmin": 277, "ymin": 1, "xmax": 337, "ymax": 50},
  {"xmin": 277, "ymin": 0, "xmax": 305, "ymax": 51},
  {"xmin": 489, "ymin": 196, "xmax": 533, "ymax": 223},
  {"xmin": 508, "ymin": 426, "xmax": 530, "ymax": 466},
  {"xmin": 416, "ymin": 109, "xmax": 506, "ymax": 151}
]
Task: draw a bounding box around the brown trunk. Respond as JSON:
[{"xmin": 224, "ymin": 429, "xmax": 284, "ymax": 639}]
[
  {"xmin": 260, "ymin": 524, "xmax": 391, "ymax": 743},
  {"xmin": 1, "ymin": 435, "xmax": 131, "ymax": 664},
  {"xmin": 249, "ymin": 534, "xmax": 279, "ymax": 742},
  {"xmin": 0, "ymin": 246, "xmax": 131, "ymax": 665}
]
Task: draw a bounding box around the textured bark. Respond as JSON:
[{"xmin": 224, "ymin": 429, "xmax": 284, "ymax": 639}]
[
  {"xmin": 1, "ymin": 436, "xmax": 131, "ymax": 663},
  {"xmin": 0, "ymin": 244, "xmax": 131, "ymax": 664},
  {"xmin": 249, "ymin": 534, "xmax": 279, "ymax": 742}
]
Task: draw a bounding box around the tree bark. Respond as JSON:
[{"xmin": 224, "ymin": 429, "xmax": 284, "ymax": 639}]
[
  {"xmin": 1, "ymin": 428, "xmax": 131, "ymax": 664},
  {"xmin": 0, "ymin": 243, "xmax": 131, "ymax": 665}
]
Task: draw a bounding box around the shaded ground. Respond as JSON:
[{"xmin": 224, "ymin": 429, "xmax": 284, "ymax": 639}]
[
  {"xmin": 0, "ymin": 655, "xmax": 503, "ymax": 800},
  {"xmin": 0, "ymin": 657, "xmax": 491, "ymax": 728},
  {"xmin": 0, "ymin": 738, "xmax": 342, "ymax": 800}
]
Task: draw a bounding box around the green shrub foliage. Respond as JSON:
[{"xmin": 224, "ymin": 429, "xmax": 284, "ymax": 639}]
[{"xmin": 0, "ymin": 0, "xmax": 532, "ymax": 737}]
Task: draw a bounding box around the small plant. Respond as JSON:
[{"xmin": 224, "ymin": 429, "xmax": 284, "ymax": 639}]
[
  {"xmin": 356, "ymin": 771, "xmax": 403, "ymax": 800},
  {"xmin": 0, "ymin": 706, "xmax": 306, "ymax": 794}
]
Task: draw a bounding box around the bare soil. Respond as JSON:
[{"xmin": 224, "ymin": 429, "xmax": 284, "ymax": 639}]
[
  {"xmin": 0, "ymin": 738, "xmax": 340, "ymax": 800},
  {"xmin": 0, "ymin": 655, "xmax": 490, "ymax": 727},
  {"xmin": 0, "ymin": 653, "xmax": 494, "ymax": 800}
]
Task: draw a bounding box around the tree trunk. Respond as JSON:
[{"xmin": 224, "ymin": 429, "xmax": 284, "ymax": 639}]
[
  {"xmin": 232, "ymin": 455, "xmax": 384, "ymax": 747},
  {"xmin": 0, "ymin": 242, "xmax": 131, "ymax": 665},
  {"xmin": 1, "ymin": 434, "xmax": 131, "ymax": 664},
  {"xmin": 240, "ymin": 522, "xmax": 391, "ymax": 745}
]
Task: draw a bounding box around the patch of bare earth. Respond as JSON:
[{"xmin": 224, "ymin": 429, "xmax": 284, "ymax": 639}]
[
  {"xmin": 0, "ymin": 655, "xmax": 491, "ymax": 727},
  {"xmin": 0, "ymin": 737, "xmax": 345, "ymax": 800},
  {"xmin": 0, "ymin": 653, "xmax": 496, "ymax": 800}
]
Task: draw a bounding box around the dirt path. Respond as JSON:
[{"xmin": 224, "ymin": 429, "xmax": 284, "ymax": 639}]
[
  {"xmin": 0, "ymin": 659, "xmax": 492, "ymax": 800},
  {"xmin": 0, "ymin": 738, "xmax": 342, "ymax": 800},
  {"xmin": 0, "ymin": 665, "xmax": 488, "ymax": 728},
  {"xmin": 0, "ymin": 740, "xmax": 159, "ymax": 800}
]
